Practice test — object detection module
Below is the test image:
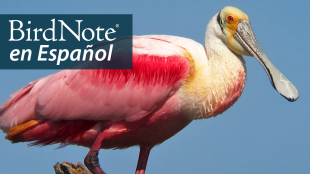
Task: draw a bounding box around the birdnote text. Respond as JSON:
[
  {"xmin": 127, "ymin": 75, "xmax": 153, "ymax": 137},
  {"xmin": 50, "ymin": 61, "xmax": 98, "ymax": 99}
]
[
  {"xmin": 0, "ymin": 14, "xmax": 133, "ymax": 69},
  {"xmin": 9, "ymin": 19, "xmax": 116, "ymax": 65}
]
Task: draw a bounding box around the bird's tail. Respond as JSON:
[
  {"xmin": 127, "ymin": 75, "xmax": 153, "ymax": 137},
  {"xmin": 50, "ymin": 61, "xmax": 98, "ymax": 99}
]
[
  {"xmin": 4, "ymin": 119, "xmax": 97, "ymax": 148},
  {"xmin": 5, "ymin": 120, "xmax": 43, "ymax": 140}
]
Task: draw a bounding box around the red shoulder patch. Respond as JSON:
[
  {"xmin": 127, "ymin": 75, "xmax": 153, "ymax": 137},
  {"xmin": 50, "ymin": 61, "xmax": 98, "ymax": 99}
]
[{"xmin": 77, "ymin": 53, "xmax": 190, "ymax": 89}]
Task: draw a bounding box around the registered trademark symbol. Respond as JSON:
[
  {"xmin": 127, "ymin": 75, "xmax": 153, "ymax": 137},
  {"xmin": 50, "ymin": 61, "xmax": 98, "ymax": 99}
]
[{"xmin": 116, "ymin": 24, "xmax": 119, "ymax": 28}]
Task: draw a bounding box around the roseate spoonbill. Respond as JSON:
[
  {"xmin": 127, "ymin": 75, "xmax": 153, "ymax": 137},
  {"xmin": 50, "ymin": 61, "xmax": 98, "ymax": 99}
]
[{"xmin": 0, "ymin": 6, "xmax": 298, "ymax": 174}]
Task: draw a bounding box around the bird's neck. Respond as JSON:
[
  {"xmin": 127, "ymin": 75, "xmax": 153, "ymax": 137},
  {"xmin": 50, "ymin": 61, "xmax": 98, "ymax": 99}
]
[
  {"xmin": 181, "ymin": 20, "xmax": 247, "ymax": 120},
  {"xmin": 203, "ymin": 40, "xmax": 247, "ymax": 118}
]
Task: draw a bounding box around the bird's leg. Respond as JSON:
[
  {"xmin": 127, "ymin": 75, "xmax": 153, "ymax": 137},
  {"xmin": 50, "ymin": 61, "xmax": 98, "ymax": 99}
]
[
  {"xmin": 135, "ymin": 147, "xmax": 151, "ymax": 174},
  {"xmin": 84, "ymin": 126, "xmax": 108, "ymax": 174}
]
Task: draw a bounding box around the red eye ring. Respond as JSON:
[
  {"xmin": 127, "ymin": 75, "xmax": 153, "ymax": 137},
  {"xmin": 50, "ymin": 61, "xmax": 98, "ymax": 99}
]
[{"xmin": 227, "ymin": 16, "xmax": 234, "ymax": 22}]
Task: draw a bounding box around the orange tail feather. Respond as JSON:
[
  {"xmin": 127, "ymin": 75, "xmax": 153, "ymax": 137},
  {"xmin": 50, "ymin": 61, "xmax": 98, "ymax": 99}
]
[{"xmin": 5, "ymin": 120, "xmax": 44, "ymax": 140}]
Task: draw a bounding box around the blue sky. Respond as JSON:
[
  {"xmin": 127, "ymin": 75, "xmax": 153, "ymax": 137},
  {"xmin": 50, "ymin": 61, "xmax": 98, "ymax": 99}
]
[{"xmin": 0, "ymin": 0, "xmax": 309, "ymax": 174}]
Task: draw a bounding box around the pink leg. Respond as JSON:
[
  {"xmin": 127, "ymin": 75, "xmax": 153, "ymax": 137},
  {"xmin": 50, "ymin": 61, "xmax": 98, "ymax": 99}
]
[
  {"xmin": 135, "ymin": 147, "xmax": 151, "ymax": 174},
  {"xmin": 84, "ymin": 126, "xmax": 108, "ymax": 174}
]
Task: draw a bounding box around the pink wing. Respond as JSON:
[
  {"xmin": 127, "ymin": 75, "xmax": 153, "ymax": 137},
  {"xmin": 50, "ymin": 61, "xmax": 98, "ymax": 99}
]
[{"xmin": 0, "ymin": 36, "xmax": 191, "ymax": 130}]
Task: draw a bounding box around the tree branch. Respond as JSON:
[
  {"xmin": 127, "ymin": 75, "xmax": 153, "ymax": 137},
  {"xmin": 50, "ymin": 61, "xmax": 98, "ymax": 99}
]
[{"xmin": 54, "ymin": 162, "xmax": 92, "ymax": 174}]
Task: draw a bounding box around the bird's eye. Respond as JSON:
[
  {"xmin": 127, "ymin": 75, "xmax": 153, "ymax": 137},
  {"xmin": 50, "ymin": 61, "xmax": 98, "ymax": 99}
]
[{"xmin": 227, "ymin": 16, "xmax": 234, "ymax": 22}]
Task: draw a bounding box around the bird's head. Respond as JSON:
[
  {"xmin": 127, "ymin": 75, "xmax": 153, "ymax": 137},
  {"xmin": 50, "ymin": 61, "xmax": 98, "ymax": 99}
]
[
  {"xmin": 218, "ymin": 6, "xmax": 251, "ymax": 56},
  {"xmin": 215, "ymin": 6, "xmax": 299, "ymax": 102}
]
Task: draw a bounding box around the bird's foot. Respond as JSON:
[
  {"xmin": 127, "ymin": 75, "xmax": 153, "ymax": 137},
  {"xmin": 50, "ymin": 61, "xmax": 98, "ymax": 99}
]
[
  {"xmin": 84, "ymin": 151, "xmax": 106, "ymax": 174},
  {"xmin": 54, "ymin": 161, "xmax": 92, "ymax": 174}
]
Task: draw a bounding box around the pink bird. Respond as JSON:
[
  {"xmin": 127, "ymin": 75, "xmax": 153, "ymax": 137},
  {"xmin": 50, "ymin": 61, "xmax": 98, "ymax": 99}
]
[{"xmin": 0, "ymin": 6, "xmax": 298, "ymax": 174}]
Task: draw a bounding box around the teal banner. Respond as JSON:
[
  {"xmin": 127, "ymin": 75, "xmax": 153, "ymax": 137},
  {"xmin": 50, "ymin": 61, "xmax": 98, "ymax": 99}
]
[{"xmin": 0, "ymin": 15, "xmax": 132, "ymax": 69}]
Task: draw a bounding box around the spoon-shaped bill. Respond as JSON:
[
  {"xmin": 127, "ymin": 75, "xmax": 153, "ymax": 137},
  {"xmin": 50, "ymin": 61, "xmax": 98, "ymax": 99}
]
[{"xmin": 234, "ymin": 20, "xmax": 299, "ymax": 102}]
